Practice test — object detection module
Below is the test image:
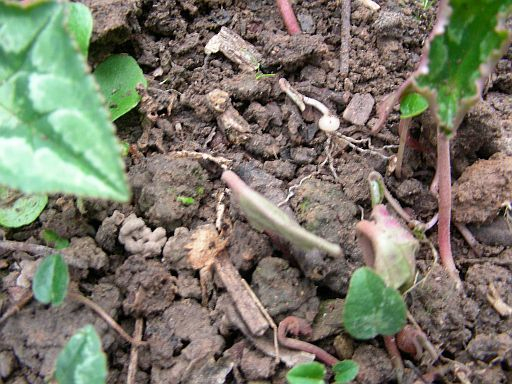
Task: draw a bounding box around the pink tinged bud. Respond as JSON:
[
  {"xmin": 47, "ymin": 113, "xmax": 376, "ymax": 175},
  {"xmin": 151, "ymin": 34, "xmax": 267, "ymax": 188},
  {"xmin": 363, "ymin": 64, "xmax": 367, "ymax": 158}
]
[{"xmin": 356, "ymin": 204, "xmax": 418, "ymax": 291}]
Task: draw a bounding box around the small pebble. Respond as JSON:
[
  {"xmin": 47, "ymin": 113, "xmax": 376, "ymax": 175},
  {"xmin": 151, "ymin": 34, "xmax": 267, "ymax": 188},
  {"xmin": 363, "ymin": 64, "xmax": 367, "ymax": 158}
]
[{"xmin": 343, "ymin": 93, "xmax": 375, "ymax": 125}]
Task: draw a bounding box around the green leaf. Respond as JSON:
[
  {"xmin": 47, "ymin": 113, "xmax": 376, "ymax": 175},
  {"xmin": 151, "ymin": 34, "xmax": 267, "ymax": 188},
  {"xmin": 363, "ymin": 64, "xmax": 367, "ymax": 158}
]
[
  {"xmin": 0, "ymin": 186, "xmax": 47, "ymax": 228},
  {"xmin": 413, "ymin": 0, "xmax": 512, "ymax": 135},
  {"xmin": 399, "ymin": 93, "xmax": 429, "ymax": 119},
  {"xmin": 32, "ymin": 254, "xmax": 69, "ymax": 306},
  {"xmin": 0, "ymin": 1, "xmax": 129, "ymax": 201},
  {"xmin": 66, "ymin": 2, "xmax": 93, "ymax": 57},
  {"xmin": 222, "ymin": 170, "xmax": 342, "ymax": 257},
  {"xmin": 333, "ymin": 360, "xmax": 359, "ymax": 384},
  {"xmin": 41, "ymin": 229, "xmax": 70, "ymax": 250},
  {"xmin": 176, "ymin": 195, "xmax": 195, "ymax": 206},
  {"xmin": 94, "ymin": 54, "xmax": 147, "ymax": 121},
  {"xmin": 55, "ymin": 325, "xmax": 107, "ymax": 384},
  {"xmin": 343, "ymin": 267, "xmax": 406, "ymax": 339},
  {"xmin": 286, "ymin": 362, "xmax": 325, "ymax": 384}
]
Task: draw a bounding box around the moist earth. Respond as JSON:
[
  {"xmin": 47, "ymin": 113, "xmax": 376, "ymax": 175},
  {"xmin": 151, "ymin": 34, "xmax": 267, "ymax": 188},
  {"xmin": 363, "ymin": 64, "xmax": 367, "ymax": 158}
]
[{"xmin": 1, "ymin": 1, "xmax": 511, "ymax": 384}]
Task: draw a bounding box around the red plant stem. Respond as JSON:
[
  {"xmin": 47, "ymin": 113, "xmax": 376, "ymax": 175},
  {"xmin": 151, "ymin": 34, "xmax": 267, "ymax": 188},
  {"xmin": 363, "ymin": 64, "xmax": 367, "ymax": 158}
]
[
  {"xmin": 436, "ymin": 132, "xmax": 460, "ymax": 285},
  {"xmin": 383, "ymin": 335, "xmax": 404, "ymax": 384},
  {"xmin": 276, "ymin": 0, "xmax": 301, "ymax": 35},
  {"xmin": 278, "ymin": 316, "xmax": 338, "ymax": 366},
  {"xmin": 395, "ymin": 117, "xmax": 411, "ymax": 179}
]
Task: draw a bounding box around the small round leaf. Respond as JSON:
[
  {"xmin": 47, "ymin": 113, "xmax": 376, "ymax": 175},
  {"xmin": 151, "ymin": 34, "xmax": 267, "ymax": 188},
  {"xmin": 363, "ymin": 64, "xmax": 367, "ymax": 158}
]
[
  {"xmin": 286, "ymin": 362, "xmax": 325, "ymax": 384},
  {"xmin": 32, "ymin": 254, "xmax": 69, "ymax": 306},
  {"xmin": 0, "ymin": 187, "xmax": 47, "ymax": 228},
  {"xmin": 333, "ymin": 360, "xmax": 359, "ymax": 383},
  {"xmin": 55, "ymin": 325, "xmax": 107, "ymax": 384},
  {"xmin": 94, "ymin": 54, "xmax": 147, "ymax": 121},
  {"xmin": 400, "ymin": 93, "xmax": 429, "ymax": 119},
  {"xmin": 343, "ymin": 267, "xmax": 406, "ymax": 339}
]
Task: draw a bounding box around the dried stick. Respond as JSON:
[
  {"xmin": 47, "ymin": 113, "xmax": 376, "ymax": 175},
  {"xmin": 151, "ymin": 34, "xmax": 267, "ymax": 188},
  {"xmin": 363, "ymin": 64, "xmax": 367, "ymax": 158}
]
[
  {"xmin": 436, "ymin": 132, "xmax": 461, "ymax": 288},
  {"xmin": 395, "ymin": 117, "xmax": 411, "ymax": 179},
  {"xmin": 68, "ymin": 292, "xmax": 146, "ymax": 346},
  {"xmin": 454, "ymin": 222, "xmax": 482, "ymax": 257},
  {"xmin": 339, "ymin": 0, "xmax": 351, "ymax": 75},
  {"xmin": 127, "ymin": 318, "xmax": 144, "ymax": 384},
  {"xmin": 276, "ymin": 0, "xmax": 301, "ymax": 35},
  {"xmin": 0, "ymin": 240, "xmax": 55, "ymax": 257},
  {"xmin": 0, "ymin": 290, "xmax": 33, "ymax": 326}
]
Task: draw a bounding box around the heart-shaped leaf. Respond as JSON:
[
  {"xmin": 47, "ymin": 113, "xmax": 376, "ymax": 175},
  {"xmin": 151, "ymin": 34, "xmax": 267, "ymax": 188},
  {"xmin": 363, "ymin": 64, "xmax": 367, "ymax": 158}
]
[
  {"xmin": 55, "ymin": 325, "xmax": 107, "ymax": 384},
  {"xmin": 66, "ymin": 2, "xmax": 93, "ymax": 57},
  {"xmin": 286, "ymin": 362, "xmax": 325, "ymax": 384},
  {"xmin": 343, "ymin": 267, "xmax": 406, "ymax": 339},
  {"xmin": 32, "ymin": 254, "xmax": 69, "ymax": 306},
  {"xmin": 0, "ymin": 186, "xmax": 47, "ymax": 228},
  {"xmin": 0, "ymin": 1, "xmax": 129, "ymax": 201},
  {"xmin": 400, "ymin": 92, "xmax": 428, "ymax": 119},
  {"xmin": 333, "ymin": 360, "xmax": 359, "ymax": 384},
  {"xmin": 94, "ymin": 54, "xmax": 147, "ymax": 121}
]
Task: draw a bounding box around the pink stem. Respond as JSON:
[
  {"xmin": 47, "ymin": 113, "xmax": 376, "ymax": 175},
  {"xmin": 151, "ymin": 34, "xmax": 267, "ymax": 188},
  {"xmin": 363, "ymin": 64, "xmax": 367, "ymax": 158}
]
[
  {"xmin": 276, "ymin": 0, "xmax": 302, "ymax": 35},
  {"xmin": 436, "ymin": 132, "xmax": 460, "ymax": 285},
  {"xmin": 383, "ymin": 335, "xmax": 404, "ymax": 384},
  {"xmin": 278, "ymin": 316, "xmax": 338, "ymax": 366}
]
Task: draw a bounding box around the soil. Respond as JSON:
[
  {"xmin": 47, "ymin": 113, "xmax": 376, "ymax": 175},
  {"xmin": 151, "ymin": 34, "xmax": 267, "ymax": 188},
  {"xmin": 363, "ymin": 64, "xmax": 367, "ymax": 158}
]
[{"xmin": 1, "ymin": 1, "xmax": 512, "ymax": 383}]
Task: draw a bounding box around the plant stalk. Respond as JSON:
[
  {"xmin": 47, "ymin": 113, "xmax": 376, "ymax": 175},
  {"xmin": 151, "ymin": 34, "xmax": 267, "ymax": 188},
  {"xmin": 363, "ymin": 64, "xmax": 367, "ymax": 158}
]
[
  {"xmin": 436, "ymin": 131, "xmax": 460, "ymax": 285},
  {"xmin": 276, "ymin": 0, "xmax": 301, "ymax": 35}
]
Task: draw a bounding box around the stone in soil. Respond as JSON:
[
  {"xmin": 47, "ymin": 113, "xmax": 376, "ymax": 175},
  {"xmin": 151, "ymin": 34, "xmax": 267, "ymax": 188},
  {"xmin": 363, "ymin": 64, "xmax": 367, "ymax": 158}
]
[{"xmin": 342, "ymin": 93, "xmax": 375, "ymax": 126}]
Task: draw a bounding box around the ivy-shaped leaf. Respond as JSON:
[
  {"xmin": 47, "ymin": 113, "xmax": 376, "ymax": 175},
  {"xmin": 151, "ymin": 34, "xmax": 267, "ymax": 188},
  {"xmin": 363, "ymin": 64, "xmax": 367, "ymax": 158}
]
[
  {"xmin": 94, "ymin": 54, "xmax": 147, "ymax": 121},
  {"xmin": 412, "ymin": 0, "xmax": 512, "ymax": 135},
  {"xmin": 0, "ymin": 186, "xmax": 47, "ymax": 228},
  {"xmin": 0, "ymin": 1, "xmax": 129, "ymax": 201},
  {"xmin": 55, "ymin": 325, "xmax": 107, "ymax": 384},
  {"xmin": 286, "ymin": 362, "xmax": 325, "ymax": 384},
  {"xmin": 343, "ymin": 267, "xmax": 406, "ymax": 339},
  {"xmin": 32, "ymin": 254, "xmax": 69, "ymax": 306}
]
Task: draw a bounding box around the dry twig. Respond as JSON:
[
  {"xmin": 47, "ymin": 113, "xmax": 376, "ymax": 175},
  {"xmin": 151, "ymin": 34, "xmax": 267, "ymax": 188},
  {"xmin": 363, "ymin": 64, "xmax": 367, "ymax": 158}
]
[{"xmin": 127, "ymin": 317, "xmax": 145, "ymax": 384}]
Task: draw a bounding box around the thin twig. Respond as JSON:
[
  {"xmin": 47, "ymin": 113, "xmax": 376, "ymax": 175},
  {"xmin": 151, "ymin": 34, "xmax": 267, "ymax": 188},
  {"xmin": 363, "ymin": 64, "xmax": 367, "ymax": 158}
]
[
  {"xmin": 339, "ymin": 0, "xmax": 351, "ymax": 75},
  {"xmin": 68, "ymin": 292, "xmax": 147, "ymax": 347},
  {"xmin": 454, "ymin": 222, "xmax": 482, "ymax": 257},
  {"xmin": 0, "ymin": 240, "xmax": 55, "ymax": 257},
  {"xmin": 395, "ymin": 117, "xmax": 411, "ymax": 179},
  {"xmin": 241, "ymin": 279, "xmax": 280, "ymax": 363},
  {"xmin": 127, "ymin": 317, "xmax": 144, "ymax": 384},
  {"xmin": 0, "ymin": 290, "xmax": 33, "ymax": 326}
]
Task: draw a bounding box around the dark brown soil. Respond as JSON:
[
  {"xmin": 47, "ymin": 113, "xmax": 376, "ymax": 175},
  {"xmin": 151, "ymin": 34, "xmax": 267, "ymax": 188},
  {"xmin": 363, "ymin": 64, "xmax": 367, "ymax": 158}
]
[{"xmin": 1, "ymin": 1, "xmax": 512, "ymax": 383}]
